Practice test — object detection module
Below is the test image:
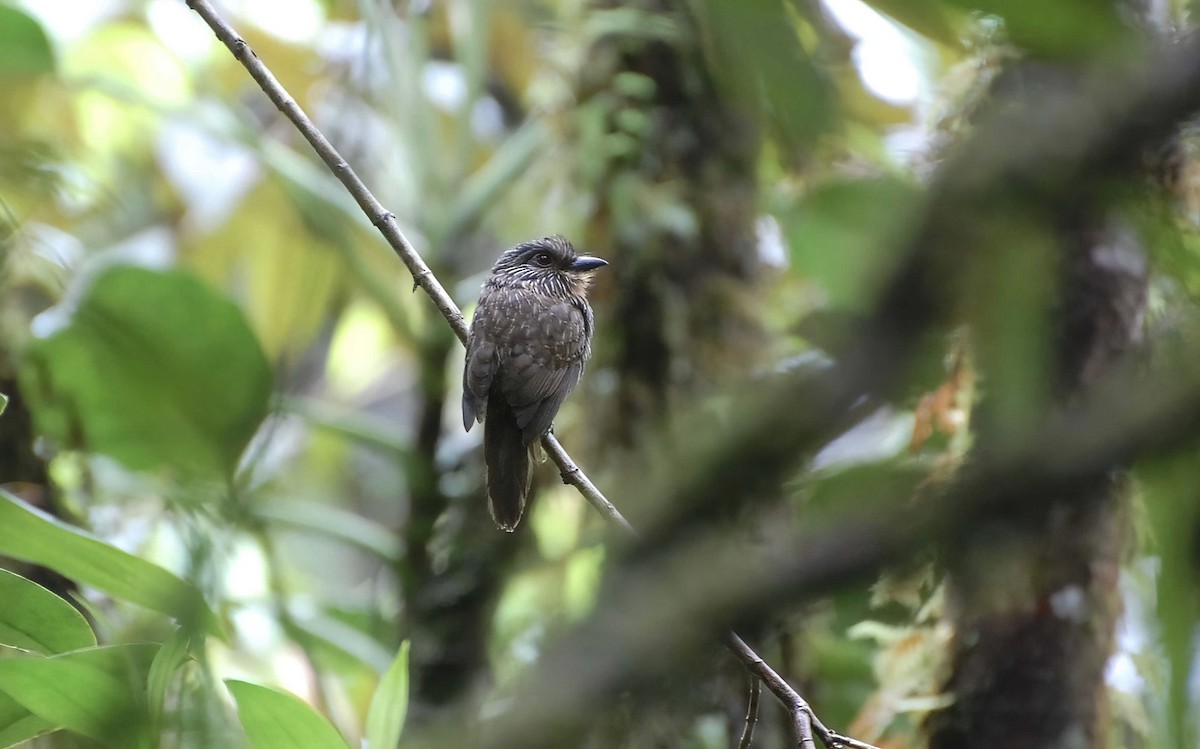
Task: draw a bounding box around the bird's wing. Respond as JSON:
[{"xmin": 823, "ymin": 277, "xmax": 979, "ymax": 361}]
[
  {"xmin": 462, "ymin": 332, "xmax": 497, "ymax": 432},
  {"xmin": 497, "ymin": 298, "xmax": 590, "ymax": 442}
]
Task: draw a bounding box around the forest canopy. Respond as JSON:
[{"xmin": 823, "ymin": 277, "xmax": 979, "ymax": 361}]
[{"xmin": 1, "ymin": 1, "xmax": 1199, "ymax": 748}]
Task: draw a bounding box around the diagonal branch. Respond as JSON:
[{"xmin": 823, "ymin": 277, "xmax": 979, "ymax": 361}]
[{"xmin": 182, "ymin": 2, "xmax": 869, "ymax": 747}]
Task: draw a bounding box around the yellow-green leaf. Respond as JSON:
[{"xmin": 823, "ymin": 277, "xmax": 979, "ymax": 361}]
[
  {"xmin": 0, "ymin": 644, "xmax": 158, "ymax": 746},
  {"xmin": 228, "ymin": 680, "xmax": 348, "ymax": 749},
  {"xmin": 0, "ymin": 569, "xmax": 94, "ymax": 654},
  {"xmin": 365, "ymin": 641, "xmax": 410, "ymax": 749},
  {"xmin": 0, "ymin": 491, "xmax": 219, "ymax": 634},
  {"xmin": 0, "ymin": 692, "xmax": 55, "ymax": 748}
]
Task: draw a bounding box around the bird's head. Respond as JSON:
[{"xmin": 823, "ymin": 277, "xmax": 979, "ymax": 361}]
[{"xmin": 490, "ymin": 236, "xmax": 608, "ymax": 296}]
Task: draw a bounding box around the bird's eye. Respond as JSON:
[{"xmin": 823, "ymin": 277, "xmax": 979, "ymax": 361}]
[{"xmin": 532, "ymin": 252, "xmax": 554, "ymax": 267}]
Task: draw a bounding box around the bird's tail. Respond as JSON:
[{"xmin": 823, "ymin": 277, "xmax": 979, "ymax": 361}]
[{"xmin": 484, "ymin": 396, "xmax": 531, "ymax": 531}]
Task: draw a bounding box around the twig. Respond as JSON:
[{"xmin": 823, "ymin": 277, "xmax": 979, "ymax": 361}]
[
  {"xmin": 736, "ymin": 672, "xmax": 761, "ymax": 749},
  {"xmin": 182, "ymin": 3, "xmax": 877, "ymax": 747},
  {"xmin": 723, "ymin": 632, "xmax": 881, "ymax": 749}
]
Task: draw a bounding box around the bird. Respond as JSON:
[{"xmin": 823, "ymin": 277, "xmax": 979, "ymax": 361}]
[{"xmin": 462, "ymin": 236, "xmax": 608, "ymax": 531}]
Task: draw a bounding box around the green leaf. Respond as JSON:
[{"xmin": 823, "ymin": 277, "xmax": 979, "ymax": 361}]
[
  {"xmin": 0, "ymin": 691, "xmax": 55, "ymax": 748},
  {"xmin": 227, "ymin": 680, "xmax": 348, "ymax": 749},
  {"xmin": 0, "ymin": 569, "xmax": 94, "ymax": 654},
  {"xmin": 0, "ymin": 490, "xmax": 219, "ymax": 634},
  {"xmin": 0, "ymin": 392, "xmax": 7, "ymax": 417},
  {"xmin": 781, "ymin": 177, "xmax": 922, "ymax": 312},
  {"xmin": 365, "ymin": 641, "xmax": 410, "ymax": 749},
  {"xmin": 21, "ymin": 264, "xmax": 272, "ymax": 480},
  {"xmin": 0, "ymin": 644, "xmax": 158, "ymax": 746},
  {"xmin": 0, "ymin": 7, "xmax": 55, "ymax": 76}
]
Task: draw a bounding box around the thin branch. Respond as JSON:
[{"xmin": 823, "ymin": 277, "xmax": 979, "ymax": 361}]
[
  {"xmin": 723, "ymin": 632, "xmax": 881, "ymax": 749},
  {"xmin": 182, "ymin": 2, "xmax": 867, "ymax": 748},
  {"xmin": 736, "ymin": 671, "xmax": 761, "ymax": 749}
]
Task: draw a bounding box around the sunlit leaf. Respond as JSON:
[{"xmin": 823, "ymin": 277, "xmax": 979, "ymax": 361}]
[
  {"xmin": 22, "ymin": 263, "xmax": 272, "ymax": 480},
  {"xmin": 227, "ymin": 680, "xmax": 349, "ymax": 749},
  {"xmin": 0, "ymin": 7, "xmax": 55, "ymax": 75},
  {"xmin": 365, "ymin": 641, "xmax": 410, "ymax": 749},
  {"xmin": 0, "ymin": 392, "xmax": 6, "ymax": 416},
  {"xmin": 0, "ymin": 490, "xmax": 219, "ymax": 633},
  {"xmin": 0, "ymin": 569, "xmax": 94, "ymax": 655},
  {"xmin": 0, "ymin": 644, "xmax": 158, "ymax": 746},
  {"xmin": 188, "ymin": 178, "xmax": 344, "ymax": 359}
]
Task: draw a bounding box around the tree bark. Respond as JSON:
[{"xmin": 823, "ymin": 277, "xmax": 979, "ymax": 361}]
[
  {"xmin": 571, "ymin": 0, "xmax": 776, "ymax": 744},
  {"xmin": 927, "ymin": 133, "xmax": 1152, "ymax": 749},
  {"xmin": 579, "ymin": 0, "xmax": 765, "ymax": 447}
]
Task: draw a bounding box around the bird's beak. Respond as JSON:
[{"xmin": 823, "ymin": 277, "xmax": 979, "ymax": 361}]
[{"xmin": 570, "ymin": 255, "xmax": 608, "ymax": 272}]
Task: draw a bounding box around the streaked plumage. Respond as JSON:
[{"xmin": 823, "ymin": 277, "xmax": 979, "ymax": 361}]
[{"xmin": 463, "ymin": 236, "xmax": 607, "ymax": 531}]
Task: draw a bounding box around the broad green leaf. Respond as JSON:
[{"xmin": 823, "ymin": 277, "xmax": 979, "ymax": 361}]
[
  {"xmin": 365, "ymin": 641, "xmax": 410, "ymax": 749},
  {"xmin": 0, "ymin": 7, "xmax": 55, "ymax": 76},
  {"xmin": 0, "ymin": 490, "xmax": 219, "ymax": 633},
  {"xmin": 0, "ymin": 569, "xmax": 94, "ymax": 654},
  {"xmin": 21, "ymin": 264, "xmax": 272, "ymax": 480},
  {"xmin": 781, "ymin": 177, "xmax": 921, "ymax": 312},
  {"xmin": 0, "ymin": 691, "xmax": 55, "ymax": 748},
  {"xmin": 0, "ymin": 644, "xmax": 158, "ymax": 746},
  {"xmin": 0, "ymin": 392, "xmax": 7, "ymax": 416},
  {"xmin": 227, "ymin": 680, "xmax": 348, "ymax": 749}
]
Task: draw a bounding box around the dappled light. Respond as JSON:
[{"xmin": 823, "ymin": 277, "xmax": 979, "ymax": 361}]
[{"xmin": 2, "ymin": 1, "xmax": 1200, "ymax": 748}]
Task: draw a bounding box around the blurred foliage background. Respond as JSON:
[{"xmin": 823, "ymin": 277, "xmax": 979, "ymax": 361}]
[{"xmin": 2, "ymin": 0, "xmax": 1200, "ymax": 747}]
